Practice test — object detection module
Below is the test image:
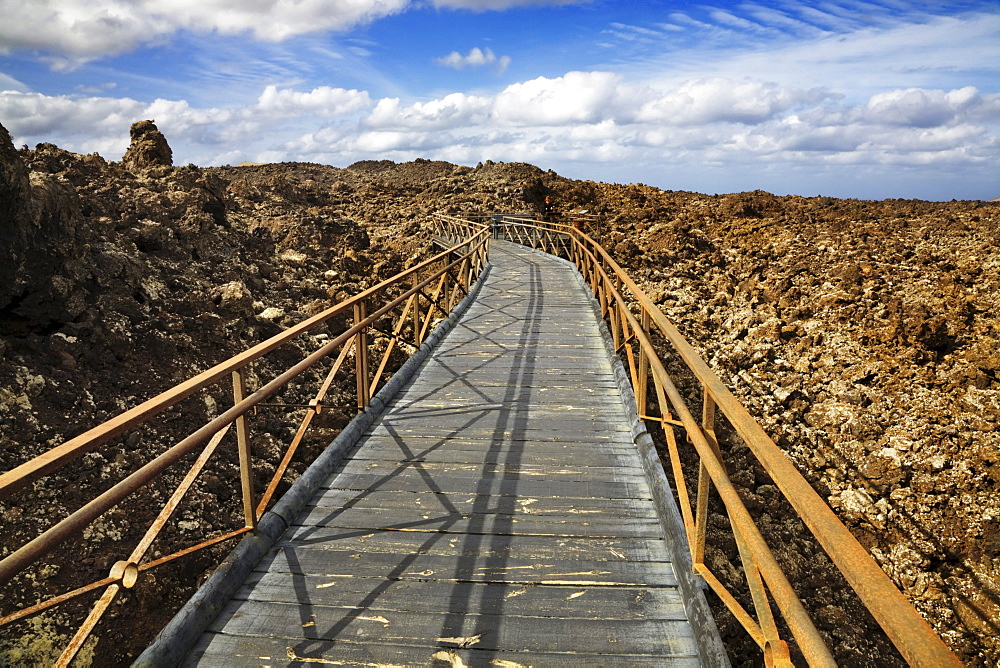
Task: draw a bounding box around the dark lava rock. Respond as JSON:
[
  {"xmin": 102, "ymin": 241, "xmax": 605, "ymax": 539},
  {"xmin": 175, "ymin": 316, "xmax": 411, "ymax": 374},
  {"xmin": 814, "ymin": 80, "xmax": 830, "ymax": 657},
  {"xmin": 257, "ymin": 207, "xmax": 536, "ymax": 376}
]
[{"xmin": 0, "ymin": 123, "xmax": 83, "ymax": 331}]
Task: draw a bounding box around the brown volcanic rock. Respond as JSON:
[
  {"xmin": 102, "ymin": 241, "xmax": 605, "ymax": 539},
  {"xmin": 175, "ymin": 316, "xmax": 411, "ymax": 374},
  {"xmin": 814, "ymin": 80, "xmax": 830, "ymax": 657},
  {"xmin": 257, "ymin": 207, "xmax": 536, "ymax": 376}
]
[
  {"xmin": 122, "ymin": 120, "xmax": 172, "ymax": 172},
  {"xmin": 544, "ymin": 183, "xmax": 1000, "ymax": 665}
]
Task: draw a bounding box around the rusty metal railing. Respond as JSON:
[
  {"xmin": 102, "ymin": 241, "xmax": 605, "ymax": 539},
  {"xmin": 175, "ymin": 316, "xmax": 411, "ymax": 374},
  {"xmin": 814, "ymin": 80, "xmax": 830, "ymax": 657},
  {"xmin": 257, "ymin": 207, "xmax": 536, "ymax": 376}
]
[
  {"xmin": 492, "ymin": 215, "xmax": 959, "ymax": 667},
  {"xmin": 0, "ymin": 217, "xmax": 489, "ymax": 666}
]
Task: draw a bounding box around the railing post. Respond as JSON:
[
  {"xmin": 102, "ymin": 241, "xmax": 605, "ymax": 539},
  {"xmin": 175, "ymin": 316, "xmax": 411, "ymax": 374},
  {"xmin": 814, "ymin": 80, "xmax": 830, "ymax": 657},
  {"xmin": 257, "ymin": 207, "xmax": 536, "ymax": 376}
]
[
  {"xmin": 441, "ymin": 259, "xmax": 451, "ymax": 311},
  {"xmin": 354, "ymin": 300, "xmax": 370, "ymax": 411},
  {"xmin": 412, "ymin": 272, "xmax": 422, "ymax": 346},
  {"xmin": 637, "ymin": 309, "xmax": 651, "ymax": 416},
  {"xmin": 231, "ymin": 369, "xmax": 256, "ymax": 529},
  {"xmin": 694, "ymin": 392, "xmax": 718, "ymax": 571}
]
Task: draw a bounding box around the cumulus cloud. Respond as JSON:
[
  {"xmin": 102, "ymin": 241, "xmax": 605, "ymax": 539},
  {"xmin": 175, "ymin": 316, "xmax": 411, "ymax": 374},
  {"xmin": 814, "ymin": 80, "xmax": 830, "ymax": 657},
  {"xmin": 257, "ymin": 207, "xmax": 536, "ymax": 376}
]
[
  {"xmin": 864, "ymin": 86, "xmax": 984, "ymax": 128},
  {"xmin": 436, "ymin": 47, "xmax": 511, "ymax": 74},
  {"xmin": 492, "ymin": 71, "xmax": 626, "ymax": 126},
  {"xmin": 2, "ymin": 75, "xmax": 997, "ymax": 199},
  {"xmin": 633, "ymin": 79, "xmax": 831, "ymax": 125},
  {"xmin": 256, "ymin": 85, "xmax": 371, "ymax": 116},
  {"xmin": 0, "ymin": 0, "xmax": 411, "ymax": 61},
  {"xmin": 366, "ymin": 93, "xmax": 491, "ymax": 130},
  {"xmin": 0, "ymin": 84, "xmax": 374, "ymax": 156},
  {"xmin": 0, "ymin": 0, "xmax": 585, "ymax": 65}
]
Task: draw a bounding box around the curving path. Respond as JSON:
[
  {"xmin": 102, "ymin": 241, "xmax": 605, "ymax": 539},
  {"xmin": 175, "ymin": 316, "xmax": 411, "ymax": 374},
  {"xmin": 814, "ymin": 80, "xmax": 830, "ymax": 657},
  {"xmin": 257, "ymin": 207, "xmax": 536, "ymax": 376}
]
[{"xmin": 183, "ymin": 240, "xmax": 706, "ymax": 666}]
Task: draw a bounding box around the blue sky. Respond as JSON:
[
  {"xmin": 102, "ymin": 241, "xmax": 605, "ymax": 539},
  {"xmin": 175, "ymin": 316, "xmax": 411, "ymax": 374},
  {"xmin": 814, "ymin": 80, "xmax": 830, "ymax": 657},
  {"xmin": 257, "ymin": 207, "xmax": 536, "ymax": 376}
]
[{"xmin": 1, "ymin": 0, "xmax": 998, "ymax": 200}]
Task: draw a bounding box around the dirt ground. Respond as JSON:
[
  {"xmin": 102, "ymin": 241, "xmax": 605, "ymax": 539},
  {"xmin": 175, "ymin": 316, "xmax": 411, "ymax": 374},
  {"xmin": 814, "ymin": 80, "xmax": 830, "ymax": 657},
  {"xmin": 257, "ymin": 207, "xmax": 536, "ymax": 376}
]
[{"xmin": 1, "ymin": 122, "xmax": 997, "ymax": 665}]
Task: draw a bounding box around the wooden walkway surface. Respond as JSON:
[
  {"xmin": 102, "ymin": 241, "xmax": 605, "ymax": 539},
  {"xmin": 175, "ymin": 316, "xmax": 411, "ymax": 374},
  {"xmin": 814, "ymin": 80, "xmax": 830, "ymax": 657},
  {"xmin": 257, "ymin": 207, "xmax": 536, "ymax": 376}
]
[{"xmin": 184, "ymin": 241, "xmax": 702, "ymax": 666}]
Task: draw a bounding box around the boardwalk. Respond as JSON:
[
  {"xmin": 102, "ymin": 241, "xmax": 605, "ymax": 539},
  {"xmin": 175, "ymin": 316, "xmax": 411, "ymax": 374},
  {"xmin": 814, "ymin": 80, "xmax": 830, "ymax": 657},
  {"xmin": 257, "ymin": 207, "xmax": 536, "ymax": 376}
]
[{"xmin": 184, "ymin": 241, "xmax": 703, "ymax": 666}]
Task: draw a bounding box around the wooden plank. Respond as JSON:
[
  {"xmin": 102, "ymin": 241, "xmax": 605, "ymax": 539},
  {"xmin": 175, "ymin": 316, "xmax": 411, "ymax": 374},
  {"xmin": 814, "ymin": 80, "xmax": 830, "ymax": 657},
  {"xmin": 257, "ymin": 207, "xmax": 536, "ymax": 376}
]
[
  {"xmin": 233, "ymin": 572, "xmax": 688, "ymax": 620},
  {"xmin": 343, "ymin": 449, "xmax": 644, "ymax": 469},
  {"xmin": 376, "ymin": 407, "xmax": 629, "ymax": 424},
  {"xmin": 346, "ymin": 435, "xmax": 641, "ymax": 456},
  {"xmin": 292, "ymin": 506, "xmax": 663, "ymax": 539},
  {"xmin": 294, "ymin": 488, "xmax": 657, "ymax": 517},
  {"xmin": 322, "ymin": 473, "xmax": 653, "ymax": 500},
  {"xmin": 365, "ymin": 419, "xmax": 635, "ymax": 435},
  {"xmin": 254, "ymin": 550, "xmax": 680, "ymax": 587},
  {"xmin": 274, "ymin": 528, "xmax": 672, "ymax": 562},
  {"xmin": 361, "ymin": 427, "xmax": 636, "ymax": 445},
  {"xmin": 329, "ymin": 459, "xmax": 650, "ymax": 482},
  {"xmin": 386, "ymin": 388, "xmax": 624, "ymax": 405},
  {"xmin": 185, "ymin": 632, "xmax": 702, "ymax": 667},
  {"xmin": 203, "ymin": 599, "xmax": 699, "ymax": 657},
  {"xmin": 400, "ymin": 378, "xmax": 622, "ymax": 390}
]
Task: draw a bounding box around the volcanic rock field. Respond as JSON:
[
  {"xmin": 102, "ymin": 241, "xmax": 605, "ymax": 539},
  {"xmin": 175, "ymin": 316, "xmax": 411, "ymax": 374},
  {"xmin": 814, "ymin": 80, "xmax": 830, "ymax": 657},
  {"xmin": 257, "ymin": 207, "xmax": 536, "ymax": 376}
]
[{"xmin": 1, "ymin": 121, "xmax": 997, "ymax": 665}]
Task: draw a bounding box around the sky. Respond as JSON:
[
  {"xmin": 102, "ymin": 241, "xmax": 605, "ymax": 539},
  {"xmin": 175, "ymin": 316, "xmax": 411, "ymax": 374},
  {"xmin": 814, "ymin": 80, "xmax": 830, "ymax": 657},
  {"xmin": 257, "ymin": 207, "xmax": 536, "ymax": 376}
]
[{"xmin": 1, "ymin": 1, "xmax": 998, "ymax": 200}]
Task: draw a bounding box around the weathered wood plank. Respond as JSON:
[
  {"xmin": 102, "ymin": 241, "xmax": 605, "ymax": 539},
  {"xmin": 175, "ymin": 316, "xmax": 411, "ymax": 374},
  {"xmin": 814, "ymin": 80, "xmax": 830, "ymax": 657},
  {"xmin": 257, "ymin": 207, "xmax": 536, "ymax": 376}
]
[
  {"xmin": 293, "ymin": 505, "xmax": 663, "ymax": 539},
  {"xmin": 322, "ymin": 473, "xmax": 653, "ymax": 499},
  {"xmin": 233, "ymin": 572, "xmax": 687, "ymax": 620},
  {"xmin": 185, "ymin": 632, "xmax": 702, "ymax": 667},
  {"xmin": 299, "ymin": 489, "xmax": 656, "ymax": 517},
  {"xmin": 255, "ymin": 550, "xmax": 680, "ymax": 587},
  {"xmin": 274, "ymin": 528, "xmax": 672, "ymax": 562},
  {"xmin": 330, "ymin": 459, "xmax": 650, "ymax": 482},
  {"xmin": 203, "ymin": 599, "xmax": 699, "ymax": 657},
  {"xmin": 343, "ymin": 443, "xmax": 645, "ymax": 467}
]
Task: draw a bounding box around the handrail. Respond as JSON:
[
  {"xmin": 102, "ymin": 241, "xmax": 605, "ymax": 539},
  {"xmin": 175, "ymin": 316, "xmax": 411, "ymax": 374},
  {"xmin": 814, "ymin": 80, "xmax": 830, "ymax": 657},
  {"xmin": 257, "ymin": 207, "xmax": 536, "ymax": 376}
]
[
  {"xmin": 0, "ymin": 227, "xmax": 486, "ymax": 502},
  {"xmin": 492, "ymin": 215, "xmax": 959, "ymax": 667},
  {"xmin": 0, "ymin": 217, "xmax": 489, "ymax": 666}
]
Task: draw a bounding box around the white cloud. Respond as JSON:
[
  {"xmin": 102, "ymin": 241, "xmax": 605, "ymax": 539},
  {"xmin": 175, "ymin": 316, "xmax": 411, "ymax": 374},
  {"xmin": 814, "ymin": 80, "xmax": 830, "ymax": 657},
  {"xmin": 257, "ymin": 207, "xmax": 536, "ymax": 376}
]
[
  {"xmin": 256, "ymin": 85, "xmax": 371, "ymax": 116},
  {"xmin": 0, "ymin": 0, "xmax": 585, "ymax": 65},
  {"xmin": 0, "ymin": 84, "xmax": 374, "ymax": 155},
  {"xmin": 366, "ymin": 93, "xmax": 491, "ymax": 130},
  {"xmin": 0, "ymin": 72, "xmax": 29, "ymax": 93},
  {"xmin": 633, "ymin": 79, "xmax": 831, "ymax": 126},
  {"xmin": 1, "ymin": 72, "xmax": 997, "ymax": 200},
  {"xmin": 0, "ymin": 0, "xmax": 412, "ymax": 62},
  {"xmin": 0, "ymin": 91, "xmax": 145, "ymax": 140},
  {"xmin": 492, "ymin": 71, "xmax": 626, "ymax": 126},
  {"xmin": 864, "ymin": 86, "xmax": 986, "ymax": 128},
  {"xmin": 435, "ymin": 47, "xmax": 511, "ymax": 74}
]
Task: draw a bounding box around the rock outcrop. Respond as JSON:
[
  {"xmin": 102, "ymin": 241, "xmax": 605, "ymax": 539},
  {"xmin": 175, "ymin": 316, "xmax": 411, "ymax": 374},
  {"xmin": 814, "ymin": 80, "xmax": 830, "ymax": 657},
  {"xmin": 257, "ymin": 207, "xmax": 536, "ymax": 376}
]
[
  {"xmin": 0, "ymin": 124, "xmax": 83, "ymax": 331},
  {"xmin": 0, "ymin": 122, "xmax": 34, "ymax": 307},
  {"xmin": 121, "ymin": 120, "xmax": 172, "ymax": 172}
]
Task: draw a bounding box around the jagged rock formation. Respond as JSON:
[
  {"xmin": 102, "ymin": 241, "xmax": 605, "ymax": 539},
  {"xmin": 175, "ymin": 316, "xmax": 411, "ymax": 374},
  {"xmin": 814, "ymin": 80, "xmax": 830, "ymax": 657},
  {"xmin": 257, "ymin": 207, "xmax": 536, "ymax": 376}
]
[
  {"xmin": 0, "ymin": 124, "xmax": 83, "ymax": 333},
  {"xmin": 121, "ymin": 120, "xmax": 172, "ymax": 172},
  {"xmin": 0, "ymin": 122, "xmax": 34, "ymax": 306}
]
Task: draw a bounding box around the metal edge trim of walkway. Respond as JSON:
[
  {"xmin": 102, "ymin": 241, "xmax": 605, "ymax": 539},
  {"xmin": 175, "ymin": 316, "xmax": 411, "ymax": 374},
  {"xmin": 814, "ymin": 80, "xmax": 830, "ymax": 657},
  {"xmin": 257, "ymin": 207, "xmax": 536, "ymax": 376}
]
[{"xmin": 132, "ymin": 264, "xmax": 494, "ymax": 668}]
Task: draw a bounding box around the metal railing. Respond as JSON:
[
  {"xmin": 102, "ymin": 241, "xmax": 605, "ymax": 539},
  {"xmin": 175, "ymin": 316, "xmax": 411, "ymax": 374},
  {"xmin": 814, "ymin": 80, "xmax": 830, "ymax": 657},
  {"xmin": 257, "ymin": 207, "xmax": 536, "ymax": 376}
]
[
  {"xmin": 0, "ymin": 217, "xmax": 489, "ymax": 666},
  {"xmin": 492, "ymin": 215, "xmax": 958, "ymax": 667}
]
